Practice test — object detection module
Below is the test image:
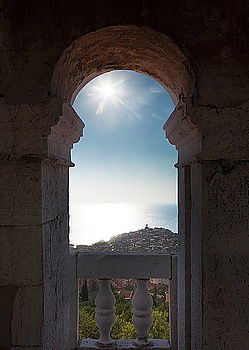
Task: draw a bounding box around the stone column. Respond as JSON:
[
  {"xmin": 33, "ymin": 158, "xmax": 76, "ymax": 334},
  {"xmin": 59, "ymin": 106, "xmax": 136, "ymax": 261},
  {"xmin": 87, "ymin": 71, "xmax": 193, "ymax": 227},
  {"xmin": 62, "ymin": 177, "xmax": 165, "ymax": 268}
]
[
  {"xmin": 196, "ymin": 103, "xmax": 249, "ymax": 350},
  {"xmin": 164, "ymin": 99, "xmax": 202, "ymax": 350},
  {"xmin": 164, "ymin": 99, "xmax": 249, "ymax": 350},
  {"xmin": 0, "ymin": 97, "xmax": 84, "ymax": 349},
  {"xmin": 42, "ymin": 102, "xmax": 84, "ymax": 350}
]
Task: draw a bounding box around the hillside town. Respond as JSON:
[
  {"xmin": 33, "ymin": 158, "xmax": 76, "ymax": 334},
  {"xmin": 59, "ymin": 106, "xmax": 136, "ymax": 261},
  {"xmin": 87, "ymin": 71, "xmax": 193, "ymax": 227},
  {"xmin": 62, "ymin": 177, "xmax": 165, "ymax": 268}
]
[{"xmin": 70, "ymin": 225, "xmax": 178, "ymax": 254}]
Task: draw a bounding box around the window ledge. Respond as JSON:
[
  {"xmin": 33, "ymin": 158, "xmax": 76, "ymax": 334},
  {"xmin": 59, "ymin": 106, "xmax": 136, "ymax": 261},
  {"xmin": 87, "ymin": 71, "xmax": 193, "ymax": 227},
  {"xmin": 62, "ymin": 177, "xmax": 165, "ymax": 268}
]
[{"xmin": 77, "ymin": 338, "xmax": 170, "ymax": 349}]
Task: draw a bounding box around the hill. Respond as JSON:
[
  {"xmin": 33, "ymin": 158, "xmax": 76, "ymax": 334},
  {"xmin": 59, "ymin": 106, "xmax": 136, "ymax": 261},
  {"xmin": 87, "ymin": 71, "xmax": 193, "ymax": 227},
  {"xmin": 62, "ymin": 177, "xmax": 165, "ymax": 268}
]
[{"xmin": 71, "ymin": 226, "xmax": 178, "ymax": 253}]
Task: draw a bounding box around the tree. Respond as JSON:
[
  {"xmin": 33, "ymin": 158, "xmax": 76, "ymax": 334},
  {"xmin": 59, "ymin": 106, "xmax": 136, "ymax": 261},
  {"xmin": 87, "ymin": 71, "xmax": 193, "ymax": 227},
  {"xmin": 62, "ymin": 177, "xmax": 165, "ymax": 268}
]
[
  {"xmin": 148, "ymin": 310, "xmax": 170, "ymax": 339},
  {"xmin": 79, "ymin": 309, "xmax": 99, "ymax": 339},
  {"xmin": 80, "ymin": 279, "xmax": 89, "ymax": 302},
  {"xmin": 111, "ymin": 314, "xmax": 136, "ymax": 339}
]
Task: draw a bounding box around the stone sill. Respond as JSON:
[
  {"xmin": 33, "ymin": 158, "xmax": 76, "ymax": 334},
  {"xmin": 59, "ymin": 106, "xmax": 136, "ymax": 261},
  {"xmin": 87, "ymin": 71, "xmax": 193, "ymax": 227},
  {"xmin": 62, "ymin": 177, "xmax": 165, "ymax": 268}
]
[{"xmin": 77, "ymin": 338, "xmax": 170, "ymax": 349}]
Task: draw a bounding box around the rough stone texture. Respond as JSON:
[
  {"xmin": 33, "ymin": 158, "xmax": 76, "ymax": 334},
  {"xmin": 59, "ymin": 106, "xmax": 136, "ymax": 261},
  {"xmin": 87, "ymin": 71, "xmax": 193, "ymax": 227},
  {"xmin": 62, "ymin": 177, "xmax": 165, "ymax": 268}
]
[
  {"xmin": 169, "ymin": 255, "xmax": 178, "ymax": 350},
  {"xmin": 0, "ymin": 157, "xmax": 44, "ymax": 349},
  {"xmin": 10, "ymin": 348, "xmax": 42, "ymax": 350},
  {"xmin": 1, "ymin": 1, "xmax": 249, "ymax": 349},
  {"xmin": 76, "ymin": 252, "xmax": 172, "ymax": 279},
  {"xmin": 11, "ymin": 286, "xmax": 43, "ymax": 346},
  {"xmin": 189, "ymin": 163, "xmax": 202, "ymax": 350},
  {"xmin": 41, "ymin": 159, "xmax": 70, "ymax": 350},
  {"xmin": 77, "ymin": 338, "xmax": 170, "ymax": 349},
  {"xmin": 0, "ymin": 285, "xmax": 17, "ymax": 347},
  {"xmin": 189, "ymin": 102, "xmax": 249, "ymax": 161},
  {"xmin": 48, "ymin": 103, "xmax": 84, "ymax": 163},
  {"xmin": 0, "ymin": 226, "xmax": 42, "ymax": 285},
  {"xmin": 202, "ymin": 161, "xmax": 249, "ymax": 349},
  {"xmin": 52, "ymin": 25, "xmax": 194, "ymax": 105},
  {"xmin": 0, "ymin": 97, "xmax": 63, "ymax": 159},
  {"xmin": 68, "ymin": 254, "xmax": 79, "ymax": 349},
  {"xmin": 0, "ymin": 158, "xmax": 42, "ymax": 226}
]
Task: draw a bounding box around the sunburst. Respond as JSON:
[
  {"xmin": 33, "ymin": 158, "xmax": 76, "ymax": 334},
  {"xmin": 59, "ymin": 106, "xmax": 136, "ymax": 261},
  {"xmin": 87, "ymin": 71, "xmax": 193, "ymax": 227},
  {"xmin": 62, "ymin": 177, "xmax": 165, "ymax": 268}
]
[{"xmin": 86, "ymin": 77, "xmax": 125, "ymax": 115}]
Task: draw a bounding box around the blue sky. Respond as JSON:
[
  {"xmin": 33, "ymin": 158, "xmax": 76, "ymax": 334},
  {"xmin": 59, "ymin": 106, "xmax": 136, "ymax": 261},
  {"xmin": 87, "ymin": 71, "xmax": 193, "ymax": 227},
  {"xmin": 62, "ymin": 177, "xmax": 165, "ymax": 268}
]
[{"xmin": 70, "ymin": 70, "xmax": 177, "ymax": 204}]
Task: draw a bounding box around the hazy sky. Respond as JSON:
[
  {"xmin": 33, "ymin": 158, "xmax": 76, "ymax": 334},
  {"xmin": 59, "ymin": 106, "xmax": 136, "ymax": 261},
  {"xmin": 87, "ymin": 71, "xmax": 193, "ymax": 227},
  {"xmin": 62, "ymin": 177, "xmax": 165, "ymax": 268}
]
[{"xmin": 70, "ymin": 70, "xmax": 177, "ymax": 205}]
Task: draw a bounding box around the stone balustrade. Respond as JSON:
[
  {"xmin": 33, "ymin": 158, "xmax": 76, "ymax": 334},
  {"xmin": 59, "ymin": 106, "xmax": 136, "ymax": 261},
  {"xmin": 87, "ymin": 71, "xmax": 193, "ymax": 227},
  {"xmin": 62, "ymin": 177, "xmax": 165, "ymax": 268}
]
[{"xmin": 69, "ymin": 252, "xmax": 178, "ymax": 350}]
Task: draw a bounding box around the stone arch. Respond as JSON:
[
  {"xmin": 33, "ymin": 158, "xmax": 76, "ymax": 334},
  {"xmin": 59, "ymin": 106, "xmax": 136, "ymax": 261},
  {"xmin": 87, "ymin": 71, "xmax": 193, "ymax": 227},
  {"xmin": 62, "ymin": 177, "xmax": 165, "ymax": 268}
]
[
  {"xmin": 49, "ymin": 25, "xmax": 197, "ymax": 164},
  {"xmin": 49, "ymin": 25, "xmax": 200, "ymax": 349},
  {"xmin": 51, "ymin": 25, "xmax": 195, "ymax": 106}
]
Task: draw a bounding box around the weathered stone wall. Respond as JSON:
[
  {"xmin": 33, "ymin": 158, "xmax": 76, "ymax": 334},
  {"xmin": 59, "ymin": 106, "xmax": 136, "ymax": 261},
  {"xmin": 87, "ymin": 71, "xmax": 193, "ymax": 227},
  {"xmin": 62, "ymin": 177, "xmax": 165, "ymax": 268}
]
[
  {"xmin": 202, "ymin": 160, "xmax": 249, "ymax": 349},
  {"xmin": 0, "ymin": 156, "xmax": 43, "ymax": 348},
  {"xmin": 42, "ymin": 159, "xmax": 70, "ymax": 350},
  {"xmin": 1, "ymin": 1, "xmax": 249, "ymax": 108},
  {"xmin": 0, "ymin": 96, "xmax": 65, "ymax": 349},
  {"xmin": 1, "ymin": 0, "xmax": 249, "ymax": 349}
]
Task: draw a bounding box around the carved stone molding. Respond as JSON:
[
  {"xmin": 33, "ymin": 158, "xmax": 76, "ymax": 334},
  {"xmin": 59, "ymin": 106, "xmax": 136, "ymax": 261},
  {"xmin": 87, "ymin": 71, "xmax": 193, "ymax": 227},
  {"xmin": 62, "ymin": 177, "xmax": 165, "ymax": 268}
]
[
  {"xmin": 48, "ymin": 102, "xmax": 84, "ymax": 164},
  {"xmin": 163, "ymin": 99, "xmax": 201, "ymax": 164}
]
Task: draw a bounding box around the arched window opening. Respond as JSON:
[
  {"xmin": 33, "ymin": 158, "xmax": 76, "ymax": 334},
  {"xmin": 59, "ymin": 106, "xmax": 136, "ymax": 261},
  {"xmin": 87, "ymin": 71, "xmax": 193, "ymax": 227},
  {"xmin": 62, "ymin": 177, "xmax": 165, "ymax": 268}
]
[
  {"xmin": 69, "ymin": 70, "xmax": 178, "ymax": 343},
  {"xmin": 69, "ymin": 70, "xmax": 177, "ymax": 252},
  {"xmin": 50, "ymin": 25, "xmax": 196, "ymax": 349}
]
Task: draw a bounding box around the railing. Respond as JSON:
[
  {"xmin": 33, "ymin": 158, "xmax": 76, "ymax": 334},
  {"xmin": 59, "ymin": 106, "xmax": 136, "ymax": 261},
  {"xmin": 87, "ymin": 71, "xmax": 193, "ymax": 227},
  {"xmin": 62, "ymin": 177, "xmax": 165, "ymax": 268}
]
[{"xmin": 69, "ymin": 252, "xmax": 178, "ymax": 350}]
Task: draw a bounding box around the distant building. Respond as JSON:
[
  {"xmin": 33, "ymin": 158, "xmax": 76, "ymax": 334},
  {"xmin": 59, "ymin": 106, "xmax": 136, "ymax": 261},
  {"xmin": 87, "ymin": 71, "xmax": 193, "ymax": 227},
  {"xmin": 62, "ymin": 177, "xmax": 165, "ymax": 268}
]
[{"xmin": 118, "ymin": 290, "xmax": 133, "ymax": 300}]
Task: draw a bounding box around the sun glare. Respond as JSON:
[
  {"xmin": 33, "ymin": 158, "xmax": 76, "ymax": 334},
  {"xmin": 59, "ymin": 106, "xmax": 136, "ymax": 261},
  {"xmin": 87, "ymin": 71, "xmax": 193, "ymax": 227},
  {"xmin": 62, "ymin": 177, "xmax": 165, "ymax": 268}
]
[
  {"xmin": 96, "ymin": 83, "xmax": 115, "ymax": 99},
  {"xmin": 81, "ymin": 71, "xmax": 168, "ymax": 122},
  {"xmin": 85, "ymin": 75, "xmax": 126, "ymax": 116}
]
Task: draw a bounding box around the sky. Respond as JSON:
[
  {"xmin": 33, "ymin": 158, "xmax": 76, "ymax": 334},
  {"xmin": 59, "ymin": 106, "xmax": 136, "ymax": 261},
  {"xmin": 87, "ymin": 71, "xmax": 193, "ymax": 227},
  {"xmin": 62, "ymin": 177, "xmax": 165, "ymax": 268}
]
[{"xmin": 70, "ymin": 70, "xmax": 177, "ymax": 206}]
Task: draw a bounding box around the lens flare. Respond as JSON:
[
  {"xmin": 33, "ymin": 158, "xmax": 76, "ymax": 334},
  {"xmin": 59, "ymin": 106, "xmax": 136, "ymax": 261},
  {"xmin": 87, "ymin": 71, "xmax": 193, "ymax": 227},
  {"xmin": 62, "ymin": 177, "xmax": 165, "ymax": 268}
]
[
  {"xmin": 99, "ymin": 84, "xmax": 115, "ymax": 98},
  {"xmin": 85, "ymin": 77, "xmax": 125, "ymax": 116}
]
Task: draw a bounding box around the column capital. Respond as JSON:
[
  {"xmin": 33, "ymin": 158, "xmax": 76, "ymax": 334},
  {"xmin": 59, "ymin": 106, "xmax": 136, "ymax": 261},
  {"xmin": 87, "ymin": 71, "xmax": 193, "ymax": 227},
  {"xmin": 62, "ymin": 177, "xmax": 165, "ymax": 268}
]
[
  {"xmin": 48, "ymin": 102, "xmax": 85, "ymax": 164},
  {"xmin": 164, "ymin": 99, "xmax": 201, "ymax": 164}
]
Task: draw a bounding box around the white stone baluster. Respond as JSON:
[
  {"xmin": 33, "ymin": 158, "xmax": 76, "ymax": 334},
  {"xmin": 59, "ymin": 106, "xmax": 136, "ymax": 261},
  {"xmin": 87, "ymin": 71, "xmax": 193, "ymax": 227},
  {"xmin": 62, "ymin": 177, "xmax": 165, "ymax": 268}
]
[
  {"xmin": 95, "ymin": 279, "xmax": 116, "ymax": 346},
  {"xmin": 132, "ymin": 279, "xmax": 153, "ymax": 347}
]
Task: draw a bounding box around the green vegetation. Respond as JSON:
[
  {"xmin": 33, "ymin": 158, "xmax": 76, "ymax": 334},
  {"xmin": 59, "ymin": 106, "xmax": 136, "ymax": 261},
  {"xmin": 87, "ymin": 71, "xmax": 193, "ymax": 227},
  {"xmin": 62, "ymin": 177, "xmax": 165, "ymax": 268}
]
[
  {"xmin": 80, "ymin": 279, "xmax": 89, "ymax": 302},
  {"xmin": 79, "ymin": 287, "xmax": 170, "ymax": 340}
]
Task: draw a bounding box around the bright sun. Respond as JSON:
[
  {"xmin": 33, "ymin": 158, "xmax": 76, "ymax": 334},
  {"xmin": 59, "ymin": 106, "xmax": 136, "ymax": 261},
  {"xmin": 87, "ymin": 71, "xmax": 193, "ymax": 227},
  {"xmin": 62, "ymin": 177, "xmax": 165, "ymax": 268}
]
[
  {"xmin": 97, "ymin": 83, "xmax": 115, "ymax": 99},
  {"xmin": 86, "ymin": 76, "xmax": 125, "ymax": 116}
]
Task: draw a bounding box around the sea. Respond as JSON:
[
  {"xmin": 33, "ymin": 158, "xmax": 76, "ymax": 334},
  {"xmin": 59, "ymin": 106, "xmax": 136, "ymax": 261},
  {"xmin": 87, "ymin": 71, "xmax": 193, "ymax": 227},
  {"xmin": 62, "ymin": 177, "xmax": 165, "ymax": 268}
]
[{"xmin": 69, "ymin": 202, "xmax": 177, "ymax": 246}]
